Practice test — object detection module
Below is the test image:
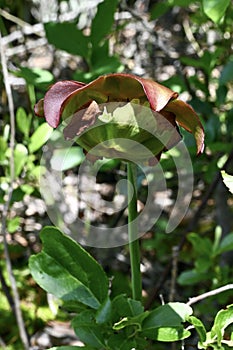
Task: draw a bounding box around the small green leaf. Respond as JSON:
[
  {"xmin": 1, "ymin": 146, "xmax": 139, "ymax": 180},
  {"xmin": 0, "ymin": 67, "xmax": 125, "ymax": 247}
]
[
  {"xmin": 187, "ymin": 315, "xmax": 206, "ymax": 343},
  {"xmin": 50, "ymin": 147, "xmax": 85, "ymax": 171},
  {"xmin": 16, "ymin": 107, "xmax": 31, "ymax": 139},
  {"xmin": 188, "ymin": 232, "xmax": 213, "ymax": 257},
  {"xmin": 203, "ymin": 0, "xmax": 231, "ymax": 23},
  {"xmin": 44, "ymin": 22, "xmax": 89, "ymax": 57},
  {"xmin": 142, "ymin": 302, "xmax": 193, "ymax": 341},
  {"xmin": 222, "ymin": 170, "xmax": 233, "ymax": 194},
  {"xmin": 72, "ymin": 310, "xmax": 106, "ymax": 348},
  {"xmin": 0, "ymin": 136, "xmax": 7, "ymax": 162},
  {"xmin": 112, "ymin": 294, "xmax": 144, "ymax": 319},
  {"xmin": 178, "ymin": 269, "xmax": 207, "ymax": 286},
  {"xmin": 211, "ymin": 304, "xmax": 233, "ymax": 344},
  {"xmin": 7, "ymin": 216, "xmax": 21, "ymax": 233},
  {"xmin": 90, "ymin": 0, "xmax": 118, "ymax": 47},
  {"xmin": 14, "ymin": 67, "xmax": 54, "ymax": 88},
  {"xmin": 29, "ymin": 122, "xmax": 53, "ymax": 153},
  {"xmin": 152, "ymin": 326, "xmax": 191, "ymax": 342},
  {"xmin": 217, "ymin": 232, "xmax": 233, "ymax": 255},
  {"xmin": 14, "ymin": 143, "xmax": 28, "ymax": 176}
]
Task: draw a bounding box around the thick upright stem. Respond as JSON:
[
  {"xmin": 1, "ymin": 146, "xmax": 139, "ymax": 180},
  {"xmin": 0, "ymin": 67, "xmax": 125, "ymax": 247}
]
[{"xmin": 127, "ymin": 162, "xmax": 142, "ymax": 301}]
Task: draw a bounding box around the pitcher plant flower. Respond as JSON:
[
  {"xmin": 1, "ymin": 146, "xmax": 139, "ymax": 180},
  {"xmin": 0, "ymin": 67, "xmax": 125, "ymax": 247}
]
[{"xmin": 35, "ymin": 73, "xmax": 204, "ymax": 164}]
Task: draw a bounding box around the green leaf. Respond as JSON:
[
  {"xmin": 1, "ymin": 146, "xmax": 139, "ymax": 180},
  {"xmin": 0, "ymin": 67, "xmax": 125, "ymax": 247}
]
[
  {"xmin": 217, "ymin": 232, "xmax": 233, "ymax": 254},
  {"xmin": 220, "ymin": 60, "xmax": 233, "ymax": 85},
  {"xmin": 16, "ymin": 107, "xmax": 30, "ymax": 139},
  {"xmin": 107, "ymin": 334, "xmax": 137, "ymax": 350},
  {"xmin": 71, "ymin": 310, "xmax": 106, "ymax": 348},
  {"xmin": 14, "ymin": 143, "xmax": 28, "ymax": 176},
  {"xmin": 112, "ymin": 294, "xmax": 144, "ymax": 319},
  {"xmin": 14, "ymin": 67, "xmax": 54, "ymax": 88},
  {"xmin": 211, "ymin": 305, "xmax": 233, "ymax": 344},
  {"xmin": 178, "ymin": 269, "xmax": 208, "ymax": 286},
  {"xmin": 28, "ymin": 122, "xmax": 53, "ymax": 153},
  {"xmin": 202, "ymin": 0, "xmax": 231, "ymax": 23},
  {"xmin": 0, "ymin": 136, "xmax": 7, "ymax": 162},
  {"xmin": 7, "ymin": 216, "xmax": 21, "ymax": 233},
  {"xmin": 44, "ymin": 22, "xmax": 89, "ymax": 57},
  {"xmin": 222, "ymin": 170, "xmax": 233, "ymax": 194},
  {"xmin": 187, "ymin": 315, "xmax": 206, "ymax": 343},
  {"xmin": 188, "ymin": 232, "xmax": 213, "ymax": 257},
  {"xmin": 50, "ymin": 147, "xmax": 85, "ymax": 171},
  {"xmin": 29, "ymin": 227, "xmax": 108, "ymax": 309},
  {"xmin": 90, "ymin": 0, "xmax": 118, "ymax": 47},
  {"xmin": 187, "ymin": 232, "xmax": 213, "ymax": 272},
  {"xmin": 142, "ymin": 302, "xmax": 192, "ymax": 341},
  {"xmin": 150, "ymin": 2, "xmax": 172, "ymax": 20},
  {"xmin": 95, "ymin": 297, "xmax": 112, "ymax": 324}
]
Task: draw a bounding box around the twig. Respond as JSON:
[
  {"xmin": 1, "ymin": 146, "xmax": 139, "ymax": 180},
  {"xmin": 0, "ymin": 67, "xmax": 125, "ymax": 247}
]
[
  {"xmin": 187, "ymin": 284, "xmax": 233, "ymax": 306},
  {"xmin": 182, "ymin": 16, "xmax": 204, "ymax": 57},
  {"xmin": 0, "ymin": 31, "xmax": 29, "ymax": 350},
  {"xmin": 169, "ymin": 245, "xmax": 179, "ymax": 302},
  {"xmin": 0, "ymin": 9, "xmax": 32, "ymax": 29}
]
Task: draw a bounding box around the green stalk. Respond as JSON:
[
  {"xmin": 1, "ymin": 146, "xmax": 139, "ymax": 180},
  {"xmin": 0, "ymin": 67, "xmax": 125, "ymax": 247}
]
[{"xmin": 127, "ymin": 162, "xmax": 142, "ymax": 301}]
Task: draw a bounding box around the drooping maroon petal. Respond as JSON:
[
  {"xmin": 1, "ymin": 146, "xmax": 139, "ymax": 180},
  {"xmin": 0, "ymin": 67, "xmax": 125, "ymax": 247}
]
[
  {"xmin": 43, "ymin": 80, "xmax": 85, "ymax": 128},
  {"xmin": 165, "ymin": 99, "xmax": 205, "ymax": 154},
  {"xmin": 132, "ymin": 75, "xmax": 179, "ymax": 111}
]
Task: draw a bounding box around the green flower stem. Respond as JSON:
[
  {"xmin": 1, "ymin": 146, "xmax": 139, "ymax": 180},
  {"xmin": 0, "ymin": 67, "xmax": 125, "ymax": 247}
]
[{"xmin": 127, "ymin": 162, "xmax": 142, "ymax": 301}]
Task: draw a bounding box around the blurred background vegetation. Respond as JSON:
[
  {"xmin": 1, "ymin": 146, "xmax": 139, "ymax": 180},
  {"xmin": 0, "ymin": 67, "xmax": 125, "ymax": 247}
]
[{"xmin": 0, "ymin": 0, "xmax": 233, "ymax": 348}]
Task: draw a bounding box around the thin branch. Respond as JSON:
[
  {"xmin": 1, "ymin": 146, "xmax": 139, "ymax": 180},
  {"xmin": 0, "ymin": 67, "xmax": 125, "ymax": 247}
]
[
  {"xmin": 0, "ymin": 9, "xmax": 32, "ymax": 29},
  {"xmin": 187, "ymin": 284, "xmax": 233, "ymax": 306},
  {"xmin": 182, "ymin": 16, "xmax": 204, "ymax": 57},
  {"xmin": 169, "ymin": 245, "xmax": 179, "ymax": 302},
  {"xmin": 0, "ymin": 31, "xmax": 29, "ymax": 350}
]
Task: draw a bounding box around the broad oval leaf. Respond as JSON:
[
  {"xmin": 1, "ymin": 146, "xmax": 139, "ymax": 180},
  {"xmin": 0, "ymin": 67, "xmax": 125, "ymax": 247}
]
[
  {"xmin": 217, "ymin": 232, "xmax": 233, "ymax": 255},
  {"xmin": 29, "ymin": 122, "xmax": 53, "ymax": 153},
  {"xmin": 14, "ymin": 143, "xmax": 28, "ymax": 177},
  {"xmin": 29, "ymin": 227, "xmax": 108, "ymax": 308},
  {"xmin": 44, "ymin": 22, "xmax": 89, "ymax": 57},
  {"xmin": 90, "ymin": 0, "xmax": 118, "ymax": 46},
  {"xmin": 16, "ymin": 107, "xmax": 30, "ymax": 138},
  {"xmin": 50, "ymin": 147, "xmax": 85, "ymax": 171}
]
